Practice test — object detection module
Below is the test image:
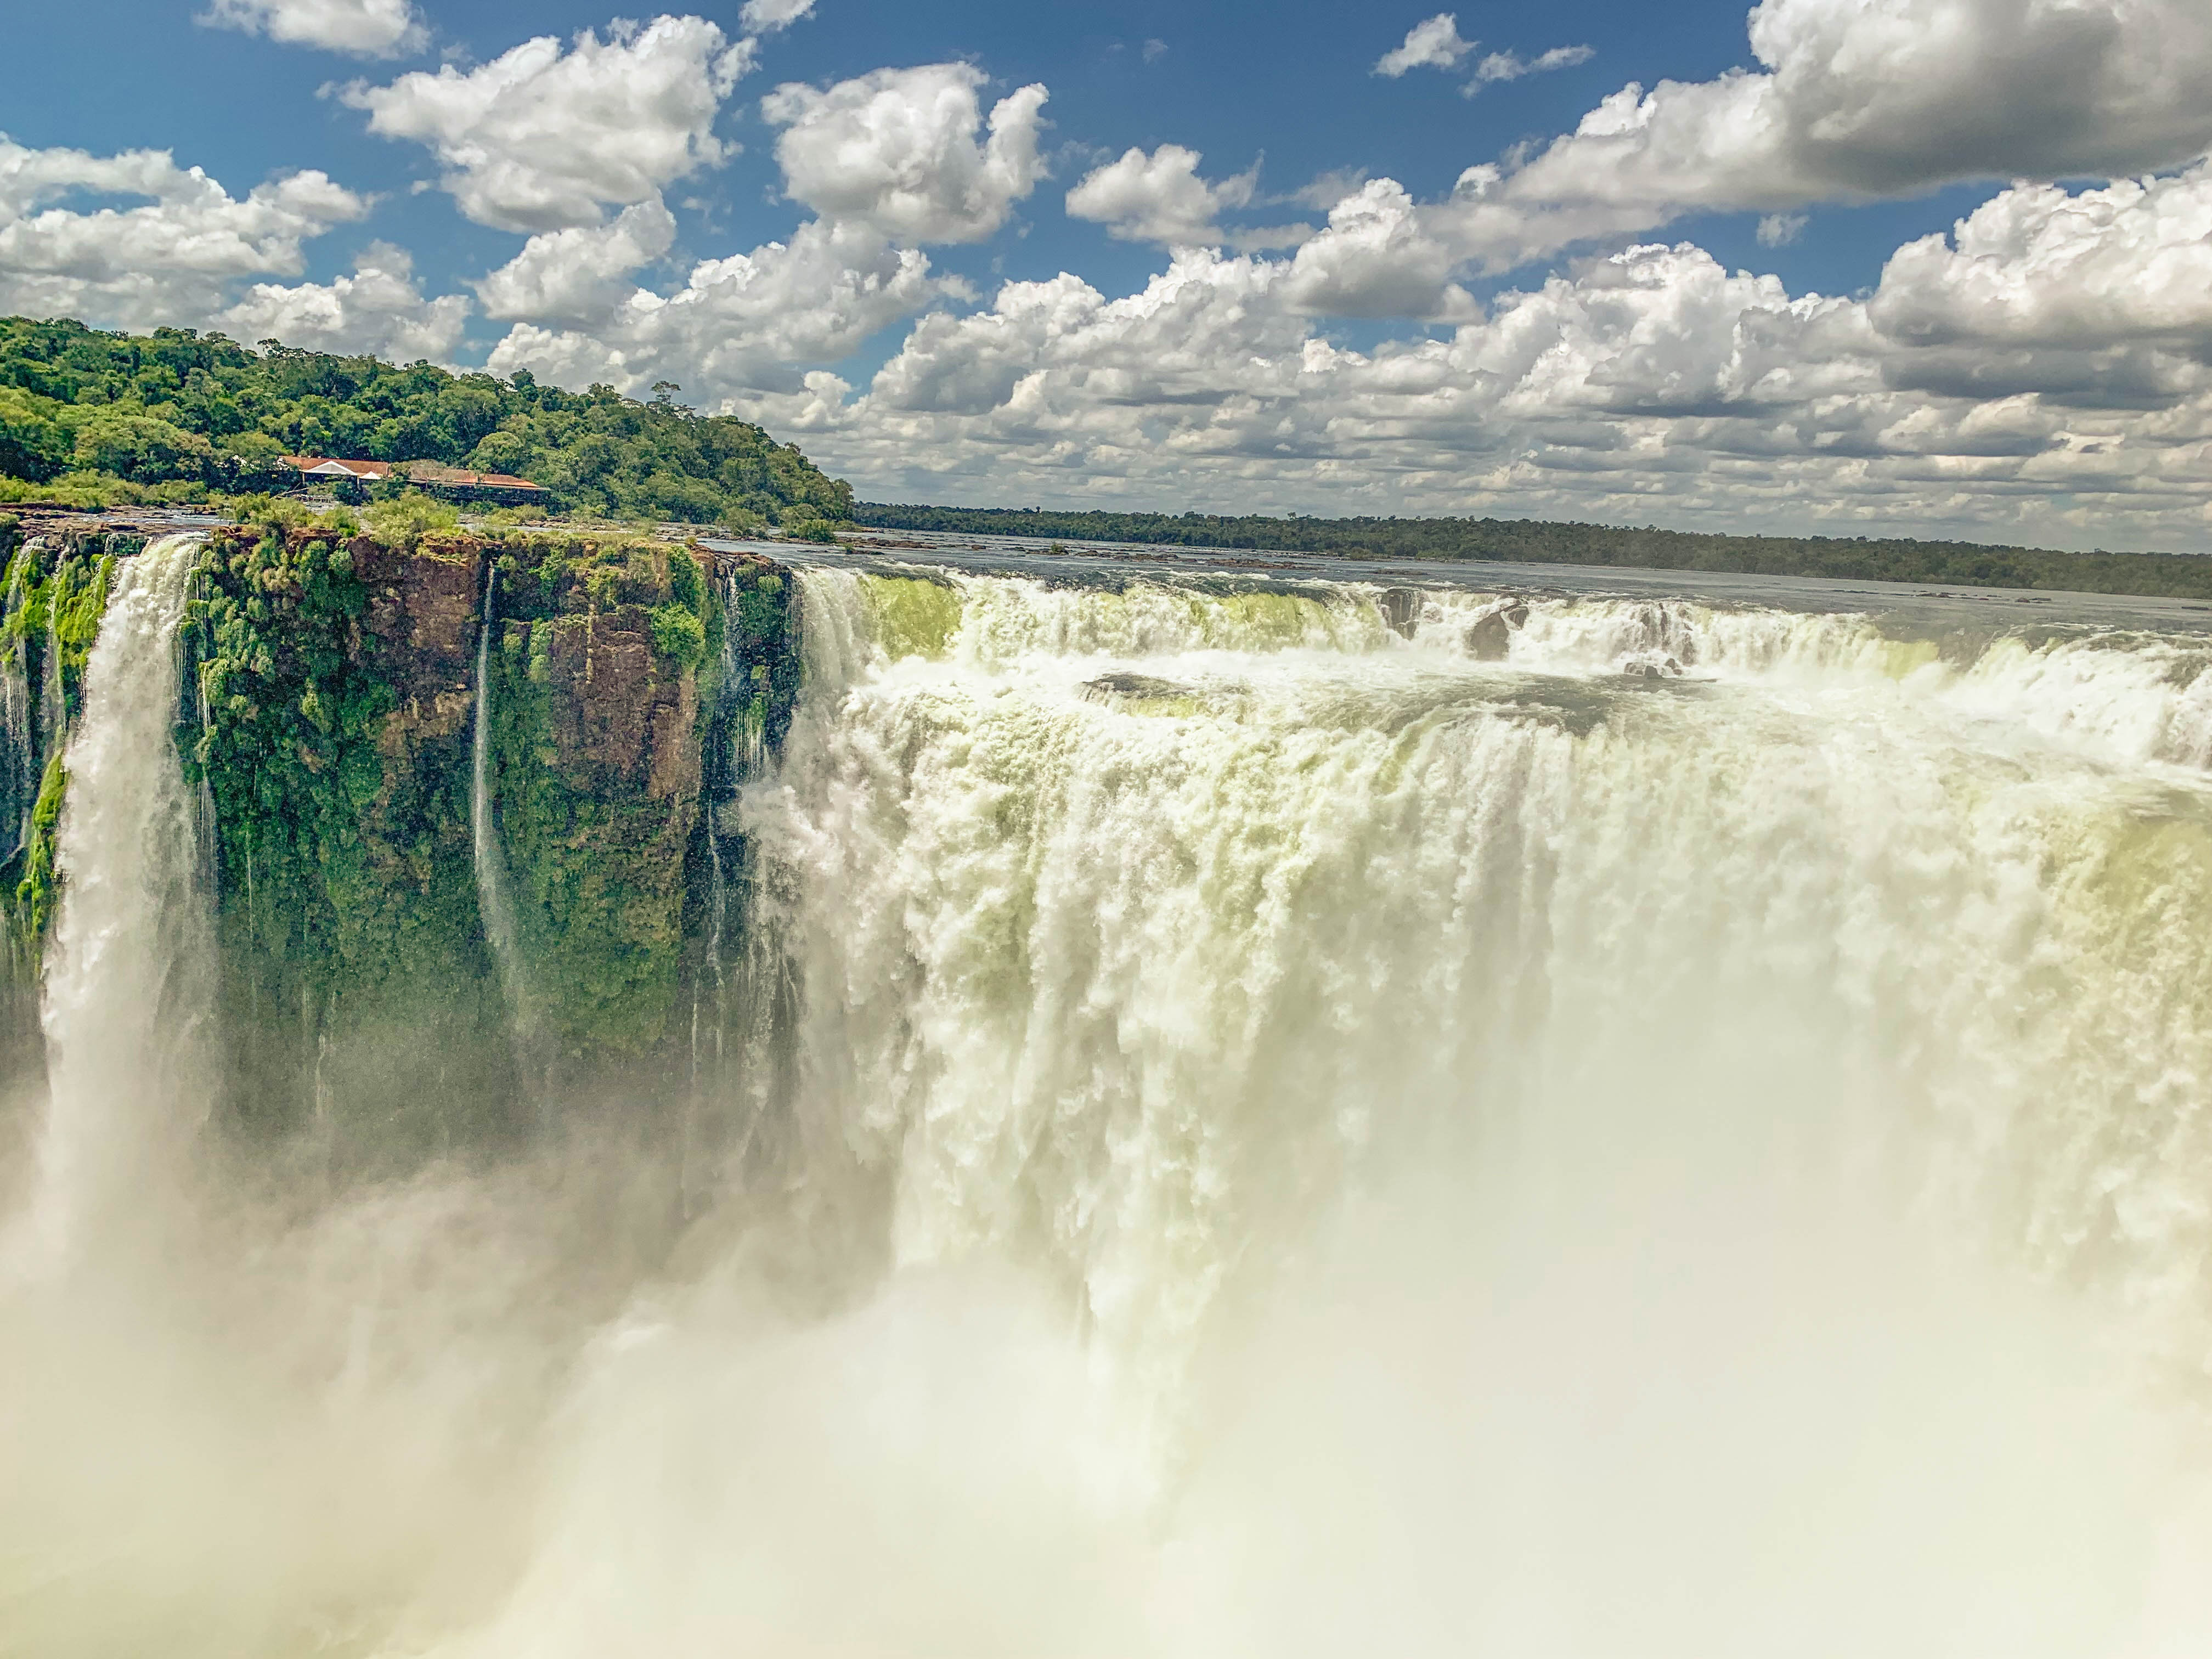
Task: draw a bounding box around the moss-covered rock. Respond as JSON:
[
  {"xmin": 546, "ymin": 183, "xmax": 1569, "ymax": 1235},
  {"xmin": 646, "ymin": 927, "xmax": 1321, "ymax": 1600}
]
[
  {"xmin": 182, "ymin": 523, "xmax": 748, "ymax": 1155},
  {"xmin": 0, "ymin": 526, "xmax": 119, "ymax": 970},
  {"xmin": 477, "ymin": 533, "xmax": 710, "ymax": 1062}
]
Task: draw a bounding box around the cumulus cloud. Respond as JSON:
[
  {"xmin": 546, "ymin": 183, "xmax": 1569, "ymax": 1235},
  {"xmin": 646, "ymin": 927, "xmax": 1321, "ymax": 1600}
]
[
  {"xmin": 1447, "ymin": 0, "xmax": 2212, "ymax": 270},
  {"xmin": 221, "ymin": 241, "xmax": 469, "ymax": 359},
  {"xmin": 757, "ymin": 225, "xmax": 2212, "ymax": 548},
  {"xmin": 1279, "ymin": 178, "xmax": 1477, "ymax": 320},
  {"xmin": 1376, "ymin": 14, "xmax": 1475, "ymax": 77},
  {"xmin": 1376, "ymin": 15, "xmax": 1588, "ymax": 92},
  {"xmin": 764, "ymin": 64, "xmax": 1048, "ymax": 244},
  {"xmin": 486, "ymin": 218, "xmax": 951, "ymax": 402},
  {"xmin": 198, "ymin": 0, "xmax": 424, "ymax": 57},
  {"xmin": 1870, "ymin": 163, "xmax": 2212, "ymax": 350},
  {"xmin": 341, "ymin": 16, "xmax": 751, "ymax": 232},
  {"xmin": 476, "ymin": 198, "xmax": 679, "ymax": 328},
  {"xmin": 738, "ymin": 0, "xmax": 816, "ymax": 31},
  {"xmin": 0, "ymin": 133, "xmax": 367, "ymax": 329},
  {"xmin": 1064, "ymin": 146, "xmax": 1265, "ymax": 247}
]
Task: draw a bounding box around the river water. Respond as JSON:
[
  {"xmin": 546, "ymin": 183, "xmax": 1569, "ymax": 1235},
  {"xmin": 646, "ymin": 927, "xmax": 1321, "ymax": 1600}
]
[{"xmin": 7, "ymin": 541, "xmax": 2212, "ymax": 1655}]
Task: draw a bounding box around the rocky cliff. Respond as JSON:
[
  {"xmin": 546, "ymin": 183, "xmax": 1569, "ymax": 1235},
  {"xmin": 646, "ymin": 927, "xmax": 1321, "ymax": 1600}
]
[{"xmin": 0, "ymin": 511, "xmax": 802, "ymax": 1165}]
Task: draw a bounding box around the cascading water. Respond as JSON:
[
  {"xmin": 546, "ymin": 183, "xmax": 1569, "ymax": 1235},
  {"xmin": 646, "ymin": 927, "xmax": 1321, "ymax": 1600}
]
[
  {"xmin": 471, "ymin": 568, "xmax": 526, "ymax": 1042},
  {"xmin": 13, "ymin": 552, "xmax": 2212, "ymax": 1657},
  {"xmin": 685, "ymin": 563, "xmax": 797, "ymax": 1204},
  {"xmin": 22, "ymin": 533, "xmax": 210, "ymax": 1263}
]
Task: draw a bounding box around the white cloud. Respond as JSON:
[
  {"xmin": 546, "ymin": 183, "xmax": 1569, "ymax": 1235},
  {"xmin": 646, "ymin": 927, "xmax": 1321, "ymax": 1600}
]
[
  {"xmin": 486, "ymin": 218, "xmax": 951, "ymax": 402},
  {"xmin": 1757, "ymin": 212, "xmax": 1807, "ymax": 247},
  {"xmin": 1279, "ymin": 178, "xmax": 1478, "ymax": 320},
  {"xmin": 1465, "ymin": 44, "xmax": 1593, "ymax": 93},
  {"xmin": 764, "ymin": 64, "xmax": 1049, "ymax": 245},
  {"xmin": 1444, "ymin": 0, "xmax": 2212, "ymax": 272},
  {"xmin": 758, "ymin": 225, "xmax": 2212, "ymax": 549},
  {"xmin": 738, "ymin": 0, "xmax": 816, "ymax": 31},
  {"xmin": 1870, "ymin": 164, "xmax": 2212, "ymax": 351},
  {"xmin": 1376, "ymin": 14, "xmax": 1475, "ymax": 77},
  {"xmin": 341, "ymin": 16, "xmax": 751, "ymax": 232},
  {"xmin": 0, "ymin": 133, "xmax": 367, "ymax": 329},
  {"xmin": 476, "ymin": 198, "xmax": 678, "ymax": 328},
  {"xmin": 221, "ymin": 241, "xmax": 469, "ymax": 359},
  {"xmin": 1064, "ymin": 146, "xmax": 1259, "ymax": 247},
  {"xmin": 198, "ymin": 0, "xmax": 424, "ymax": 57}
]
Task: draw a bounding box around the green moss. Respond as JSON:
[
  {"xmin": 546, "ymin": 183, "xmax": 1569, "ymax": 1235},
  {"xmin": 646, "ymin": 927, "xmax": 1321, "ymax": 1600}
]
[
  {"xmin": 176, "ymin": 526, "xmax": 786, "ymax": 1146},
  {"xmin": 487, "ymin": 606, "xmax": 697, "ymax": 1061},
  {"xmin": 0, "ymin": 537, "xmax": 116, "ymax": 727},
  {"xmin": 0, "ymin": 533, "xmax": 118, "ymax": 966},
  {"xmin": 185, "ymin": 526, "xmax": 508, "ymax": 1148},
  {"xmin": 14, "ymin": 753, "xmax": 65, "ymax": 945},
  {"xmin": 649, "ymin": 601, "xmax": 707, "ymax": 669}
]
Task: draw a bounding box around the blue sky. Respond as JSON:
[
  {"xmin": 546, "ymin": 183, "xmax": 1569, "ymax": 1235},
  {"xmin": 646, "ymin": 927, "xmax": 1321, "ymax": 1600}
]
[{"xmin": 8, "ymin": 0, "xmax": 2212, "ymax": 547}]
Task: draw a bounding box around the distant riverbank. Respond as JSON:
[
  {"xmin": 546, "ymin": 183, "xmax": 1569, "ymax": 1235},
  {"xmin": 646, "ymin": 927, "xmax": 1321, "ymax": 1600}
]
[{"xmin": 859, "ymin": 503, "xmax": 2212, "ymax": 603}]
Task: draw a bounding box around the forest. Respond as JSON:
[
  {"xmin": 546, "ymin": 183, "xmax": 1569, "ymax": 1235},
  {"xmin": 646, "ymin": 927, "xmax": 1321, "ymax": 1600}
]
[
  {"xmin": 861, "ymin": 503, "xmax": 2212, "ymax": 602},
  {"xmin": 0, "ymin": 317, "xmax": 851, "ymax": 530}
]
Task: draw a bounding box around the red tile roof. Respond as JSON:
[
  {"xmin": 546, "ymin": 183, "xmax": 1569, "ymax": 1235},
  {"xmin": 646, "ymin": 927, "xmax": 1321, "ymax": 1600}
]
[{"xmin": 402, "ymin": 461, "xmax": 547, "ymax": 492}]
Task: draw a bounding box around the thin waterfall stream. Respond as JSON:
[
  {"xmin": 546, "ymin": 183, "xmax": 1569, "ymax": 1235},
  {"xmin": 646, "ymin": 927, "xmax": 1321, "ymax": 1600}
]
[{"xmin": 470, "ymin": 566, "xmax": 528, "ymax": 1061}]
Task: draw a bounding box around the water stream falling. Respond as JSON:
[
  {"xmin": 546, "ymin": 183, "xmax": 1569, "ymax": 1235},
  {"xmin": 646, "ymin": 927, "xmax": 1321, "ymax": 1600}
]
[
  {"xmin": 470, "ymin": 567, "xmax": 526, "ymax": 1044},
  {"xmin": 20, "ymin": 533, "xmax": 209, "ymax": 1265},
  {"xmin": 12, "ymin": 553, "xmax": 2212, "ymax": 1655}
]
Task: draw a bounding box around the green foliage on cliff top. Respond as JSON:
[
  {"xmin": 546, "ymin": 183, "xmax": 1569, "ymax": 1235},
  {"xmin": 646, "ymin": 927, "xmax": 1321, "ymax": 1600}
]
[
  {"xmin": 482, "ymin": 531, "xmax": 711, "ymax": 663},
  {"xmin": 859, "ymin": 504, "xmax": 2212, "ymax": 602},
  {"xmin": 0, "ymin": 315, "xmax": 853, "ymax": 528}
]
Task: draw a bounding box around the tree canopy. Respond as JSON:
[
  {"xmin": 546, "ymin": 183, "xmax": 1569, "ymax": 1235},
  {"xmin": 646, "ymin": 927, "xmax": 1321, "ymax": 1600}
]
[{"xmin": 0, "ymin": 317, "xmax": 852, "ymax": 528}]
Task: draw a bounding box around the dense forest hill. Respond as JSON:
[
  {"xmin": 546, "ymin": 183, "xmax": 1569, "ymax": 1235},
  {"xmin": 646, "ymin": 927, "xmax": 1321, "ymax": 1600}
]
[
  {"xmin": 0, "ymin": 317, "xmax": 851, "ymax": 529},
  {"xmin": 861, "ymin": 504, "xmax": 2212, "ymax": 603}
]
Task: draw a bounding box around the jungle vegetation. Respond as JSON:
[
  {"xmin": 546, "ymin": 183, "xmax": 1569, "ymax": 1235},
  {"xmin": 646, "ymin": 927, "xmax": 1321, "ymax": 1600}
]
[
  {"xmin": 0, "ymin": 316, "xmax": 853, "ymax": 530},
  {"xmin": 860, "ymin": 504, "xmax": 2212, "ymax": 603}
]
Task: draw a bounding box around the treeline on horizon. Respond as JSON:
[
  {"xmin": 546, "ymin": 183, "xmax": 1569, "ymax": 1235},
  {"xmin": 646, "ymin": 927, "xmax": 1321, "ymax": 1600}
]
[
  {"xmin": 859, "ymin": 504, "xmax": 2212, "ymax": 603},
  {"xmin": 0, "ymin": 317, "xmax": 853, "ymax": 530}
]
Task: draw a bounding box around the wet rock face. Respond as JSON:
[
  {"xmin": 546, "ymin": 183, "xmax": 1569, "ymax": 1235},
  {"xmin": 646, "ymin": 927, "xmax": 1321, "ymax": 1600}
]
[
  {"xmin": 1082, "ymin": 672, "xmax": 1193, "ymax": 703},
  {"xmin": 184, "ymin": 525, "xmax": 772, "ymax": 1137},
  {"xmin": 1378, "ymin": 588, "xmax": 1424, "ymax": 640},
  {"xmin": 1466, "ymin": 598, "xmax": 1529, "ymax": 661},
  {"xmin": 537, "ymin": 607, "xmax": 701, "ymax": 799},
  {"xmin": 354, "ymin": 538, "xmax": 483, "ymax": 723}
]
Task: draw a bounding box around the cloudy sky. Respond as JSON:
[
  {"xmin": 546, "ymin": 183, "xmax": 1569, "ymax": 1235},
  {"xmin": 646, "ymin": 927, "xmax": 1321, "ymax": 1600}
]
[{"xmin": 8, "ymin": 0, "xmax": 2212, "ymax": 548}]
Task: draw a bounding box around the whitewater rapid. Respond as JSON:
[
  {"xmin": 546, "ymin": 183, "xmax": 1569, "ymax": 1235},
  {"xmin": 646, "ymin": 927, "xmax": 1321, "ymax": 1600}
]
[{"xmin": 11, "ymin": 553, "xmax": 2212, "ymax": 1656}]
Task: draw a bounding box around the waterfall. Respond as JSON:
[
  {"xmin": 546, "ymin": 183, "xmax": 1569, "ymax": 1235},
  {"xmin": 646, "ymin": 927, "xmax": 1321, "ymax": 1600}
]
[
  {"xmin": 16, "ymin": 552, "xmax": 2212, "ymax": 1656},
  {"xmin": 25, "ymin": 533, "xmax": 210, "ymax": 1263},
  {"xmin": 684, "ymin": 563, "xmax": 792, "ymax": 1201},
  {"xmin": 743, "ymin": 569, "xmax": 2212, "ymax": 1404},
  {"xmin": 471, "ymin": 566, "xmax": 526, "ymax": 1040}
]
